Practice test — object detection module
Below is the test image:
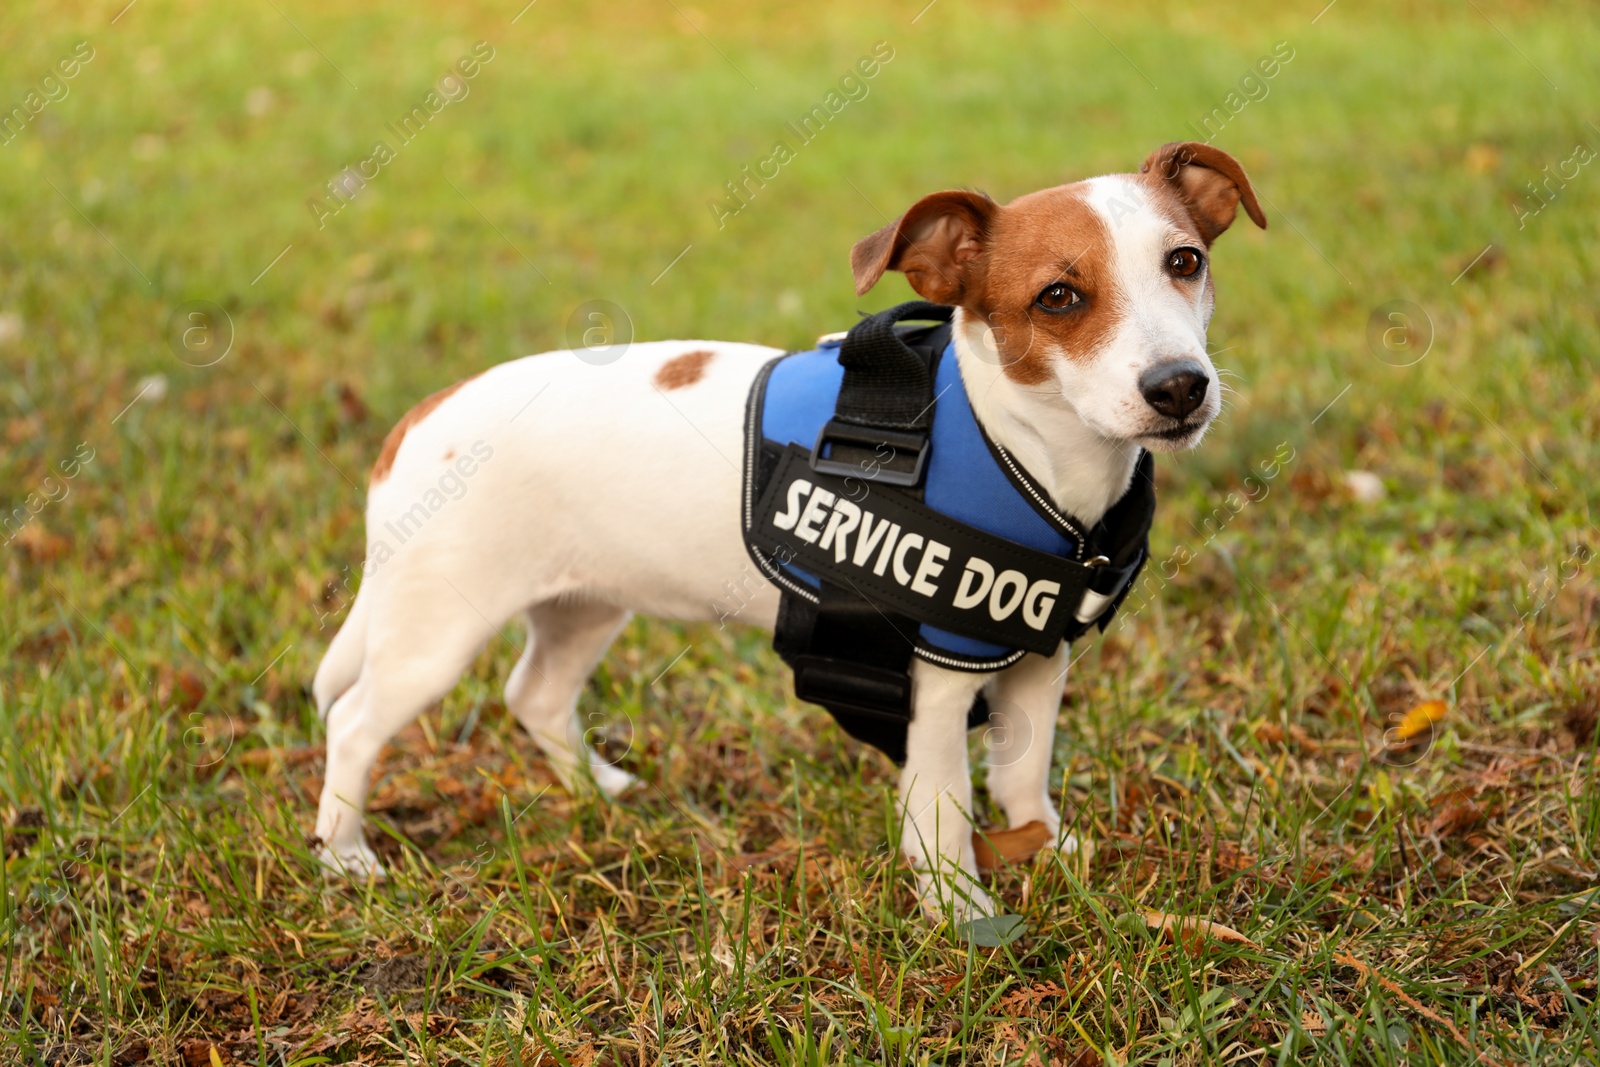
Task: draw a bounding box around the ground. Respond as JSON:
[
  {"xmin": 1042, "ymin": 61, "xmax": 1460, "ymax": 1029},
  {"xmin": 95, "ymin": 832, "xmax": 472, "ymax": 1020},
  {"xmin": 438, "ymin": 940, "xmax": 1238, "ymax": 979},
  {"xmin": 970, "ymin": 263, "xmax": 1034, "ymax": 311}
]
[{"xmin": 2, "ymin": 0, "xmax": 1599, "ymax": 1063}]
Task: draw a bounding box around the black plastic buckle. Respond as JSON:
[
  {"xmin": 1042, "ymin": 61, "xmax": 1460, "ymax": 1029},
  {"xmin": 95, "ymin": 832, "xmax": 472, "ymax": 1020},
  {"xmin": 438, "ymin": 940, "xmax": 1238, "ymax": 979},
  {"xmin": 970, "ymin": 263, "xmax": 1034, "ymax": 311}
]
[
  {"xmin": 809, "ymin": 420, "xmax": 928, "ymax": 488},
  {"xmin": 791, "ymin": 655, "xmax": 912, "ymax": 724}
]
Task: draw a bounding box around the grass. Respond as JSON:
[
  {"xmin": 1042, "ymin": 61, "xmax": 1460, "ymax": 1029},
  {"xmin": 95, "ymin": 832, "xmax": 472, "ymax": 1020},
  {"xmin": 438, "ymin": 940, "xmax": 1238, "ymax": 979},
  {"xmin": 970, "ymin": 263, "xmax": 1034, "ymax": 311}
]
[{"xmin": 3, "ymin": 0, "xmax": 1599, "ymax": 1062}]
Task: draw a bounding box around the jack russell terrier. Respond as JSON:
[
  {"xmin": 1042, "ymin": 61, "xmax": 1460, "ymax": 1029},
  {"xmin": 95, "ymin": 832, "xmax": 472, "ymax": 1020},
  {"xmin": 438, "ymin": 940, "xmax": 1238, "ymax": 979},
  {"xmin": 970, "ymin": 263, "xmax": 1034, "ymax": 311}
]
[{"xmin": 311, "ymin": 141, "xmax": 1265, "ymax": 921}]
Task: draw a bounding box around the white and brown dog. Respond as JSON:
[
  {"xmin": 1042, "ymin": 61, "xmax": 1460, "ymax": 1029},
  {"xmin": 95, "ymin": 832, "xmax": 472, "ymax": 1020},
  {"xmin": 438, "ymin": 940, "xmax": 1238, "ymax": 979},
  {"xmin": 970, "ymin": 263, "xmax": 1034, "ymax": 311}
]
[{"xmin": 311, "ymin": 142, "xmax": 1265, "ymax": 919}]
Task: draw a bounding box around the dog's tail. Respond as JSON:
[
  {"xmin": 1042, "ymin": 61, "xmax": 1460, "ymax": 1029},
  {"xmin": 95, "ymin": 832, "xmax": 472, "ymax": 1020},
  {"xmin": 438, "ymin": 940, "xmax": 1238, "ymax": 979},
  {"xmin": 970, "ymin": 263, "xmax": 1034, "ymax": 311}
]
[{"xmin": 313, "ymin": 584, "xmax": 370, "ymax": 719}]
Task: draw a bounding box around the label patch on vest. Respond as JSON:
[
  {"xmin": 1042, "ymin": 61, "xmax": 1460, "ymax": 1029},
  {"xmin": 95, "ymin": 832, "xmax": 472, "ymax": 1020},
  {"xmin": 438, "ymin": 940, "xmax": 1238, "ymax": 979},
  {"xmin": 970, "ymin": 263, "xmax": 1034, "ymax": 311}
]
[{"xmin": 748, "ymin": 445, "xmax": 1093, "ymax": 656}]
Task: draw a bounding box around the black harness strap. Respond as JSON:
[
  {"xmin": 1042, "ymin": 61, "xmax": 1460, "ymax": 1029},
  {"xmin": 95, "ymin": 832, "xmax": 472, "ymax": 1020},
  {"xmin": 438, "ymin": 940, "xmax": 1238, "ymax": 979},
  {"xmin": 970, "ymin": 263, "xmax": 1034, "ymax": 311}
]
[
  {"xmin": 834, "ymin": 299, "xmax": 943, "ymax": 429},
  {"xmin": 772, "ymin": 303, "xmax": 954, "ymax": 763},
  {"xmin": 757, "ymin": 444, "xmax": 1131, "ymax": 654},
  {"xmin": 809, "ymin": 300, "xmax": 951, "ymax": 489},
  {"xmin": 761, "ymin": 303, "xmax": 972, "ymax": 764}
]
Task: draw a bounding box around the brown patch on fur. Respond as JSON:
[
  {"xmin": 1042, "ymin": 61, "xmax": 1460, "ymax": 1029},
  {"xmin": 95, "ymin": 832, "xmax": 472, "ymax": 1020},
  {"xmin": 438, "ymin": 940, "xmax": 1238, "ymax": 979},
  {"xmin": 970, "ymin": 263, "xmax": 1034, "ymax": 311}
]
[
  {"xmin": 370, "ymin": 377, "xmax": 474, "ymax": 485},
  {"xmin": 1139, "ymin": 142, "xmax": 1266, "ymax": 244},
  {"xmin": 971, "ymin": 186, "xmax": 1125, "ymax": 385},
  {"xmin": 855, "ymin": 146, "xmax": 1261, "ymax": 385},
  {"xmin": 850, "ymin": 184, "xmax": 1125, "ymax": 386},
  {"xmin": 850, "ymin": 190, "xmax": 997, "ymax": 300},
  {"xmin": 655, "ymin": 349, "xmax": 715, "ymax": 390}
]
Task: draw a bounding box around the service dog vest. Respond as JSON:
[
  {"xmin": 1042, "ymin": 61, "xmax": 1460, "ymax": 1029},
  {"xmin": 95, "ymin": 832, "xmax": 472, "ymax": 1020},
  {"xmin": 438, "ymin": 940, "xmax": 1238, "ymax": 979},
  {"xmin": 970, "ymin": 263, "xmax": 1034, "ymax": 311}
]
[{"xmin": 741, "ymin": 302, "xmax": 1154, "ymax": 763}]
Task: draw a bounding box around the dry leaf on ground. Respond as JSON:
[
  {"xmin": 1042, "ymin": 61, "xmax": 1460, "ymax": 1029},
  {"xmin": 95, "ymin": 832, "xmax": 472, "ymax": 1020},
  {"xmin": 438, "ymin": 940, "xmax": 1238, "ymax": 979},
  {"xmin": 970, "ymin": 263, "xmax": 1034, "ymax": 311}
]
[{"xmin": 1141, "ymin": 909, "xmax": 1259, "ymax": 953}]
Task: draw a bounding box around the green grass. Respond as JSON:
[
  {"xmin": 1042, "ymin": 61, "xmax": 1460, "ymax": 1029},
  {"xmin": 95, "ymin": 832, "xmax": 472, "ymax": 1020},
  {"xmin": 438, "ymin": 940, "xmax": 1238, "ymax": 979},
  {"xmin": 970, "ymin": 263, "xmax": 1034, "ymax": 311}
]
[{"xmin": 4, "ymin": 0, "xmax": 1600, "ymax": 1062}]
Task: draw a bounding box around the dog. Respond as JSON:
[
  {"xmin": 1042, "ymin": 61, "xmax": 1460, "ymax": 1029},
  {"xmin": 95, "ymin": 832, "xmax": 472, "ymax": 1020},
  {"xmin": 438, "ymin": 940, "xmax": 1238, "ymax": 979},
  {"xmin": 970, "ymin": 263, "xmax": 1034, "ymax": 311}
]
[{"xmin": 311, "ymin": 141, "xmax": 1265, "ymax": 920}]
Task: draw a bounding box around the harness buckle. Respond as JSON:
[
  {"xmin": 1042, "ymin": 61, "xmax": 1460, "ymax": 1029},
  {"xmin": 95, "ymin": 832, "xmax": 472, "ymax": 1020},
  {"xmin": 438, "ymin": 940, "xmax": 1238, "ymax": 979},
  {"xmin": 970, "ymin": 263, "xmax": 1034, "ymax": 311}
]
[
  {"xmin": 1074, "ymin": 553, "xmax": 1140, "ymax": 624},
  {"xmin": 809, "ymin": 419, "xmax": 929, "ymax": 488}
]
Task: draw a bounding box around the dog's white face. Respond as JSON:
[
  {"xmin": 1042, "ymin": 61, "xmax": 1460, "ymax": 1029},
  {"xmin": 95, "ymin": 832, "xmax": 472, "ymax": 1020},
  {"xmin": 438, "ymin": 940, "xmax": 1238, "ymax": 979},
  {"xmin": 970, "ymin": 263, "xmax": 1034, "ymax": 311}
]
[
  {"xmin": 851, "ymin": 142, "xmax": 1266, "ymax": 454},
  {"xmin": 1061, "ymin": 174, "xmax": 1223, "ymax": 451}
]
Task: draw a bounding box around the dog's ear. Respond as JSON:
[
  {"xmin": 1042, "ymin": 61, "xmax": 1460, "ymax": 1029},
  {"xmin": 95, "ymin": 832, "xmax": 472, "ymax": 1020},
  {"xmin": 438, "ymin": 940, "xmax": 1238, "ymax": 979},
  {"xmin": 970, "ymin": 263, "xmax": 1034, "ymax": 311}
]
[
  {"xmin": 850, "ymin": 189, "xmax": 998, "ymax": 301},
  {"xmin": 1141, "ymin": 142, "xmax": 1267, "ymax": 244}
]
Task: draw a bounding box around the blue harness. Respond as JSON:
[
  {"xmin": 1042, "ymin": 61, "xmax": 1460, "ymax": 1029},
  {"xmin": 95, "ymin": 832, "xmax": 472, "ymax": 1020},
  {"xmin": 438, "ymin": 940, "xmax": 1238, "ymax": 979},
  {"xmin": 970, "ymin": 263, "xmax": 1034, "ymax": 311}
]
[{"xmin": 741, "ymin": 302, "xmax": 1153, "ymax": 762}]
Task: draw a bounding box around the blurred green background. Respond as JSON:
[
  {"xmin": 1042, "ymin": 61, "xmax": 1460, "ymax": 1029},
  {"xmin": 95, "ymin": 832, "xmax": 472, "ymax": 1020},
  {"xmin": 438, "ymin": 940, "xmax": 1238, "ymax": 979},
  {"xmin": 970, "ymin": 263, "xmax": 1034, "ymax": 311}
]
[{"xmin": 3, "ymin": 0, "xmax": 1599, "ymax": 1062}]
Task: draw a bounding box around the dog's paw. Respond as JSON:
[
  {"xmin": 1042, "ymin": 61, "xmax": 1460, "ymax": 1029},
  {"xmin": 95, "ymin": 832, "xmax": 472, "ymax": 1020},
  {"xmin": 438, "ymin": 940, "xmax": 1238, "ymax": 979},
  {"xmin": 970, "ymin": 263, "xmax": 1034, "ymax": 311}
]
[
  {"xmin": 318, "ymin": 840, "xmax": 387, "ymax": 882},
  {"xmin": 591, "ymin": 762, "xmax": 638, "ymax": 800},
  {"xmin": 540, "ymin": 753, "xmax": 636, "ymax": 801}
]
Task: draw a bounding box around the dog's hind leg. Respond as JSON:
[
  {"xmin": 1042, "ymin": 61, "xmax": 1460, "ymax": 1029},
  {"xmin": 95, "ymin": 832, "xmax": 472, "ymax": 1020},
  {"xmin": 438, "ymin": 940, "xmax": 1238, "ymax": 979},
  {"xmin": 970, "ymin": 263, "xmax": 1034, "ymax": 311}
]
[
  {"xmin": 313, "ymin": 582, "xmax": 371, "ymax": 718},
  {"xmin": 504, "ymin": 599, "xmax": 635, "ymax": 799},
  {"xmin": 314, "ymin": 583, "xmax": 497, "ymax": 878}
]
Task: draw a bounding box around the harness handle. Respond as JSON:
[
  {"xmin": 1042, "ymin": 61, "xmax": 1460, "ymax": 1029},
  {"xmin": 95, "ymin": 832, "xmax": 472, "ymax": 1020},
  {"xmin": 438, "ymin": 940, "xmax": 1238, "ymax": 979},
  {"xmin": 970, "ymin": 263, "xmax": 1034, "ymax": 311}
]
[
  {"xmin": 833, "ymin": 300, "xmax": 953, "ymax": 431},
  {"xmin": 810, "ymin": 301, "xmax": 954, "ymax": 489}
]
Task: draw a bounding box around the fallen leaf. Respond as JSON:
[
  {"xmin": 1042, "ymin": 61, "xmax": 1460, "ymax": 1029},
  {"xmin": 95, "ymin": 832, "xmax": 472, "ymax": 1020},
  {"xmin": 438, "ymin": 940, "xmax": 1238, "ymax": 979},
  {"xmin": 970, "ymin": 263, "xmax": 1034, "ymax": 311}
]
[
  {"xmin": 999, "ymin": 980, "xmax": 1069, "ymax": 1016},
  {"xmin": 112, "ymin": 1039, "xmax": 149, "ymax": 1065},
  {"xmin": 1141, "ymin": 909, "xmax": 1259, "ymax": 953},
  {"xmin": 1392, "ymin": 700, "xmax": 1448, "ymax": 743},
  {"xmin": 961, "ymin": 914, "xmax": 1027, "ymax": 947},
  {"xmin": 973, "ymin": 820, "xmax": 1053, "ymax": 872},
  {"xmin": 1253, "ymin": 722, "xmax": 1285, "ymax": 744},
  {"xmin": 1426, "ymin": 789, "xmax": 1488, "ymax": 837},
  {"xmin": 1335, "ymin": 952, "xmax": 1505, "ymax": 1064}
]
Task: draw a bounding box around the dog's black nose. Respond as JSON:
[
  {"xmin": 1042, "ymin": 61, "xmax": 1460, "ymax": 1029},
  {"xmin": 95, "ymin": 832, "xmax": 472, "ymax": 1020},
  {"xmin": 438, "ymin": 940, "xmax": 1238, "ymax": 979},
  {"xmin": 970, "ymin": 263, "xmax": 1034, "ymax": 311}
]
[{"xmin": 1139, "ymin": 360, "xmax": 1209, "ymax": 420}]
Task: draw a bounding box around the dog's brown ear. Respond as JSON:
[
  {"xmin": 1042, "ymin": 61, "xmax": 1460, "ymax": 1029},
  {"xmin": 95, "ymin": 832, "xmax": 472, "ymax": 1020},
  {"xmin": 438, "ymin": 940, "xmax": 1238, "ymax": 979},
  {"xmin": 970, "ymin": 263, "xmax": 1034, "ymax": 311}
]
[
  {"xmin": 850, "ymin": 189, "xmax": 998, "ymax": 301},
  {"xmin": 1141, "ymin": 142, "xmax": 1267, "ymax": 244}
]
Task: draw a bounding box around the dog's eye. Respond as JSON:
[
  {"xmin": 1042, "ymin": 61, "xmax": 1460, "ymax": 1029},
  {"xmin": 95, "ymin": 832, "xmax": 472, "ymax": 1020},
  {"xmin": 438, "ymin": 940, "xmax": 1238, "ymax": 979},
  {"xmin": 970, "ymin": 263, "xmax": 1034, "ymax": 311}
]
[
  {"xmin": 1167, "ymin": 247, "xmax": 1205, "ymax": 278},
  {"xmin": 1035, "ymin": 283, "xmax": 1081, "ymax": 311}
]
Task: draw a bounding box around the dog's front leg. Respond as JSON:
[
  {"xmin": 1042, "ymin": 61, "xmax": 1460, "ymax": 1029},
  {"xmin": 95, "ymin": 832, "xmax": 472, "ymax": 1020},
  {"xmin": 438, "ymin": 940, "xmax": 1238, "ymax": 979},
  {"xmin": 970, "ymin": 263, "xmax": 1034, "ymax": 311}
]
[
  {"xmin": 901, "ymin": 660, "xmax": 992, "ymax": 922},
  {"xmin": 984, "ymin": 642, "xmax": 1074, "ymax": 851}
]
